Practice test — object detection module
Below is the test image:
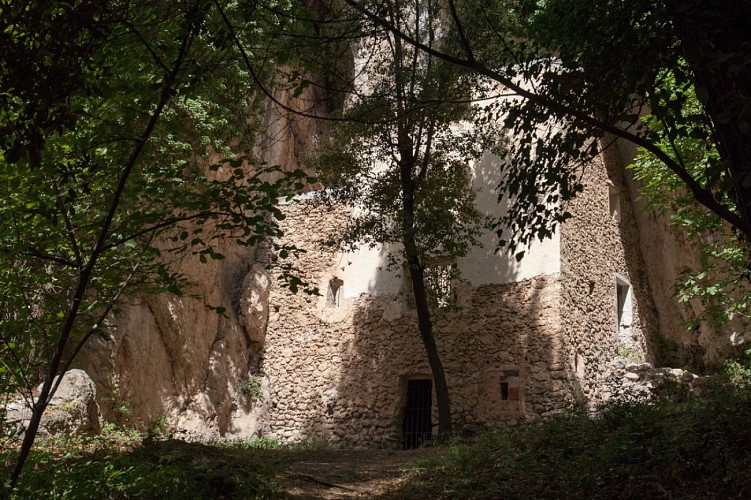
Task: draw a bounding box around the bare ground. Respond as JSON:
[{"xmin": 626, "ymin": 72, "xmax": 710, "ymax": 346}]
[{"xmin": 277, "ymin": 447, "xmax": 443, "ymax": 499}]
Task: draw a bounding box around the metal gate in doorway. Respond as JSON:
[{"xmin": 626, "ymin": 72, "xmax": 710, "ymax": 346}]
[{"xmin": 402, "ymin": 379, "xmax": 432, "ymax": 449}]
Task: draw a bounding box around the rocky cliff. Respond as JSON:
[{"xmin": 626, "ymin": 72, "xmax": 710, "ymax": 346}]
[
  {"xmin": 74, "ymin": 87, "xmax": 324, "ymax": 439},
  {"xmin": 615, "ymin": 139, "xmax": 745, "ymax": 368}
]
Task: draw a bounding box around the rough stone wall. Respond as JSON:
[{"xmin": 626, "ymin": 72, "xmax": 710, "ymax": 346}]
[
  {"xmin": 256, "ymin": 201, "xmax": 578, "ymax": 447},
  {"xmin": 560, "ymin": 148, "xmax": 659, "ymax": 402}
]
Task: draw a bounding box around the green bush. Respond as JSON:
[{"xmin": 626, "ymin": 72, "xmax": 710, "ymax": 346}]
[
  {"xmin": 2, "ymin": 434, "xmax": 286, "ymax": 498},
  {"xmin": 241, "ymin": 376, "xmax": 262, "ymax": 401},
  {"xmin": 104, "ymin": 380, "xmax": 133, "ymax": 426},
  {"xmin": 227, "ymin": 436, "xmax": 282, "ymax": 450},
  {"xmin": 398, "ymin": 383, "xmax": 751, "ymax": 499}
]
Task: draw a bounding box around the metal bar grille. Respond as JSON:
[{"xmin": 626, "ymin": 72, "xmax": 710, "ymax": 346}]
[{"xmin": 403, "ymin": 379, "xmax": 432, "ymax": 449}]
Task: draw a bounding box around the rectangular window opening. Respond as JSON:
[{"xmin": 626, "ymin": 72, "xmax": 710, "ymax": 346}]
[
  {"xmin": 615, "ymin": 276, "xmax": 633, "ymax": 341},
  {"xmin": 609, "ymin": 185, "xmax": 621, "ymax": 222},
  {"xmin": 500, "ymin": 381, "xmax": 509, "ymax": 400},
  {"xmin": 425, "ymin": 263, "xmax": 454, "ymax": 309},
  {"xmin": 327, "ymin": 277, "xmax": 343, "ymax": 308},
  {"xmin": 405, "ymin": 261, "xmax": 455, "ymax": 310}
]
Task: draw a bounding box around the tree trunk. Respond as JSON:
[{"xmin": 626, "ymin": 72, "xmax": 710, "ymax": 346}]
[
  {"xmin": 9, "ymin": 381, "xmax": 53, "ymax": 486},
  {"xmin": 388, "ymin": 12, "xmax": 452, "ymax": 437},
  {"xmin": 405, "ymin": 255, "xmax": 453, "ymax": 436},
  {"xmin": 668, "ymin": 0, "xmax": 751, "ymax": 244},
  {"xmin": 397, "ymin": 137, "xmax": 453, "ymax": 437}
]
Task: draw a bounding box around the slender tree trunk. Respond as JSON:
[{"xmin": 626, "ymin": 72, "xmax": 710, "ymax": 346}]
[
  {"xmin": 404, "ymin": 250, "xmax": 453, "ymax": 436},
  {"xmin": 397, "ymin": 141, "xmax": 452, "ymax": 437},
  {"xmin": 9, "ymin": 374, "xmax": 57, "ymax": 486},
  {"xmin": 8, "ymin": 10, "xmax": 197, "ymax": 487},
  {"xmin": 389, "ymin": 17, "xmax": 452, "ymax": 437}
]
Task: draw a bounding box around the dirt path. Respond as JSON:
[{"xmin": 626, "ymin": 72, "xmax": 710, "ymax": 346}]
[{"xmin": 277, "ymin": 448, "xmax": 442, "ymax": 499}]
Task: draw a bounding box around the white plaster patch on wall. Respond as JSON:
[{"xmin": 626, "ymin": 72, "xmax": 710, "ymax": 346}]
[
  {"xmin": 333, "ymin": 244, "xmax": 403, "ymax": 299},
  {"xmin": 458, "ymin": 150, "xmax": 561, "ymax": 285},
  {"xmin": 458, "ymin": 236, "xmax": 561, "ymax": 285},
  {"xmin": 296, "ymin": 147, "xmax": 563, "ymax": 302}
]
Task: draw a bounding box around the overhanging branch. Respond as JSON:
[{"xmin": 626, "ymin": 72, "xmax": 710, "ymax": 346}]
[{"xmin": 341, "ymin": 0, "xmax": 750, "ymax": 237}]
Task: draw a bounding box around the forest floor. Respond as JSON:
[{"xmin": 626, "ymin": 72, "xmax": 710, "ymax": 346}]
[
  {"xmin": 0, "ymin": 435, "xmax": 444, "ymax": 499},
  {"xmin": 7, "ymin": 378, "xmax": 751, "ymax": 499},
  {"xmin": 278, "ymin": 447, "xmax": 442, "ymax": 499}
]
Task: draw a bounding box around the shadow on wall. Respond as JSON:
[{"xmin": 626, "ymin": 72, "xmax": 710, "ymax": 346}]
[
  {"xmin": 603, "ymin": 148, "xmax": 662, "ymax": 363},
  {"xmin": 291, "ymin": 244, "xmax": 583, "ymax": 448},
  {"xmin": 460, "ymin": 150, "xmax": 521, "ymax": 284}
]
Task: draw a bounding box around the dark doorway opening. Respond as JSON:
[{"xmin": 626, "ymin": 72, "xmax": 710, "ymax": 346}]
[{"xmin": 403, "ymin": 379, "xmax": 432, "ymax": 449}]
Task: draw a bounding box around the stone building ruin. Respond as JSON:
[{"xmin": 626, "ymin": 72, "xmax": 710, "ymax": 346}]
[
  {"xmin": 64, "ymin": 70, "xmax": 737, "ymax": 446},
  {"xmin": 248, "ymin": 141, "xmax": 659, "ymax": 447}
]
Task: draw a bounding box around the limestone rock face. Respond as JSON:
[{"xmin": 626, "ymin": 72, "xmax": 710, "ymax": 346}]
[
  {"xmin": 239, "ymin": 263, "xmax": 271, "ymax": 343},
  {"xmin": 72, "ymin": 81, "xmax": 327, "ymax": 439},
  {"xmin": 5, "ymin": 369, "xmax": 101, "ymax": 435},
  {"xmin": 75, "ymin": 241, "xmax": 259, "ymax": 439}
]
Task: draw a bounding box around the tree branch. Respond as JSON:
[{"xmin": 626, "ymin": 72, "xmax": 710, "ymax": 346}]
[
  {"xmin": 446, "ymin": 0, "xmax": 474, "ymax": 63},
  {"xmin": 101, "ymin": 210, "xmax": 232, "ymax": 252},
  {"xmin": 341, "ymin": 0, "xmax": 750, "ymax": 237},
  {"xmin": 10, "ymin": 4, "xmax": 199, "ymax": 484},
  {"xmin": 53, "ymin": 181, "xmax": 83, "ymax": 269}
]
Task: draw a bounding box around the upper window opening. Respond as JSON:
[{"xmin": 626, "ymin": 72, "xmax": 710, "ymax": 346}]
[
  {"xmin": 609, "ymin": 185, "xmax": 621, "ymax": 222},
  {"xmin": 405, "ymin": 261, "xmax": 455, "ymax": 310},
  {"xmin": 425, "ymin": 262, "xmax": 454, "ymax": 309}
]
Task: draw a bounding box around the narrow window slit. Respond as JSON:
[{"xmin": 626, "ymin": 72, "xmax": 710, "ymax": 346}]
[{"xmin": 500, "ymin": 381, "xmax": 509, "ymax": 400}]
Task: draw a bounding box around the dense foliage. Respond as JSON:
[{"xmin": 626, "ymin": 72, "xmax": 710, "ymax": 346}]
[
  {"xmin": 399, "ymin": 371, "xmax": 751, "ymax": 499},
  {"xmin": 0, "ymin": 0, "xmax": 310, "ymax": 486},
  {"xmin": 630, "ymin": 72, "xmax": 751, "ymax": 328},
  {"xmin": 343, "ymin": 0, "xmax": 751, "ymax": 259},
  {"xmin": 0, "ymin": 428, "xmax": 286, "ymax": 498}
]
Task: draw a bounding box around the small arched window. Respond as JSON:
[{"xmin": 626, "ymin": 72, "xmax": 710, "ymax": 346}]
[{"xmin": 327, "ymin": 277, "xmax": 344, "ymax": 308}]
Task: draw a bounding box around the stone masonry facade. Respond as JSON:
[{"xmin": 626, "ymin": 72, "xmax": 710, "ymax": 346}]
[
  {"xmin": 560, "ymin": 150, "xmax": 658, "ymax": 402},
  {"xmin": 251, "ymin": 153, "xmax": 658, "ymax": 447}
]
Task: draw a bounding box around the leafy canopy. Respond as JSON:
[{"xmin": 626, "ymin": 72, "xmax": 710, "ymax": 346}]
[{"xmin": 0, "ymin": 0, "xmax": 307, "ymax": 453}]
